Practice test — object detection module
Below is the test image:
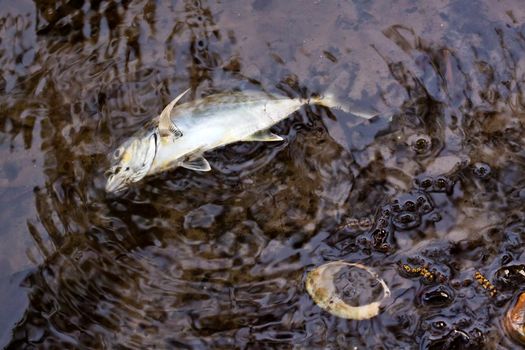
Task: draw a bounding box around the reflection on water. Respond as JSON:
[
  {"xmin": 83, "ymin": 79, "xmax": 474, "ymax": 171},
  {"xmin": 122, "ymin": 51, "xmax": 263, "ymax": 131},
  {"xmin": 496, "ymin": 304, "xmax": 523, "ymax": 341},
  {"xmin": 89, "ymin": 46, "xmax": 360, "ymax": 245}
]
[{"xmin": 1, "ymin": 0, "xmax": 525, "ymax": 348}]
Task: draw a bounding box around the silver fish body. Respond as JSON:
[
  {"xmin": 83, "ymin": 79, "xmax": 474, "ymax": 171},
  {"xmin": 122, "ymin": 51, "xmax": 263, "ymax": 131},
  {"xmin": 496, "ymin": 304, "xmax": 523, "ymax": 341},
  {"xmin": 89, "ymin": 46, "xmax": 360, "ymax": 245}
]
[
  {"xmin": 105, "ymin": 90, "xmax": 371, "ymax": 192},
  {"xmin": 150, "ymin": 91, "xmax": 308, "ymax": 175}
]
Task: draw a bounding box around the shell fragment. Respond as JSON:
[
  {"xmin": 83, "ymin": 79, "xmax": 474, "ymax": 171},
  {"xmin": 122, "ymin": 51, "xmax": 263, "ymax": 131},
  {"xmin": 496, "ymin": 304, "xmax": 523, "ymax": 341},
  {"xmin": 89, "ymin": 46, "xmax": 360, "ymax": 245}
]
[{"xmin": 306, "ymin": 261, "xmax": 391, "ymax": 320}]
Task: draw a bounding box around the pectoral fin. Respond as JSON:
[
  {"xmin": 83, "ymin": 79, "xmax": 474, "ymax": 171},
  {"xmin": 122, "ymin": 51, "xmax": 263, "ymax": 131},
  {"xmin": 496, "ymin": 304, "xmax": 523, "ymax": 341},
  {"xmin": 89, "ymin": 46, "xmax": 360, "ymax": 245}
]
[
  {"xmin": 180, "ymin": 156, "xmax": 211, "ymax": 172},
  {"xmin": 243, "ymin": 130, "xmax": 284, "ymax": 142},
  {"xmin": 159, "ymin": 88, "xmax": 190, "ymax": 138}
]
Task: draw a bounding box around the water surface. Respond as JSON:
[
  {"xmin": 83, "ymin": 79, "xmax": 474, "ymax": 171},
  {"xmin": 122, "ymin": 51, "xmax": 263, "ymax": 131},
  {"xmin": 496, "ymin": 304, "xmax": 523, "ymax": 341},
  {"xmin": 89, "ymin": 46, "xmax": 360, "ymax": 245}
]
[{"xmin": 1, "ymin": 0, "xmax": 525, "ymax": 348}]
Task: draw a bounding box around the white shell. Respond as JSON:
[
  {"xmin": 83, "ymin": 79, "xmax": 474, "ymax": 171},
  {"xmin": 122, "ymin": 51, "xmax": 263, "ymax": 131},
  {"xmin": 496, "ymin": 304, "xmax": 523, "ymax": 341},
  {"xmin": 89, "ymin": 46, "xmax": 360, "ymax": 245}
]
[{"xmin": 306, "ymin": 261, "xmax": 391, "ymax": 320}]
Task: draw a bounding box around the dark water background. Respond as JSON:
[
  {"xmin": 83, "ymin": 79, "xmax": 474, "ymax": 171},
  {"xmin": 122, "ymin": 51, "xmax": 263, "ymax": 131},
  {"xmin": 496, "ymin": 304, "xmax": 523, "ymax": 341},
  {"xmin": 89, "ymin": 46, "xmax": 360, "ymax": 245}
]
[{"xmin": 1, "ymin": 0, "xmax": 525, "ymax": 348}]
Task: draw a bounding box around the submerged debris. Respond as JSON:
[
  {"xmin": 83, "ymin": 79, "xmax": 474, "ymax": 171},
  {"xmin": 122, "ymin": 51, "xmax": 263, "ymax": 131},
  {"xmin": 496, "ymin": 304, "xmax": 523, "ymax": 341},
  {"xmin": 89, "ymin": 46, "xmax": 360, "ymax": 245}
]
[
  {"xmin": 473, "ymin": 271, "xmax": 497, "ymax": 297},
  {"xmin": 401, "ymin": 263, "xmax": 435, "ymax": 282},
  {"xmin": 305, "ymin": 261, "xmax": 390, "ymax": 320}
]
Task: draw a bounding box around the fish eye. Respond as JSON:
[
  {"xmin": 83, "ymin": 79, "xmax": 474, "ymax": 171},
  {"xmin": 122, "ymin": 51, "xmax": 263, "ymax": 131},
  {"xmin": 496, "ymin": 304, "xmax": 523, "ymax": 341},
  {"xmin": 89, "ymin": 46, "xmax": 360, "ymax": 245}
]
[
  {"xmin": 125, "ymin": 167, "xmax": 130, "ymax": 171},
  {"xmin": 114, "ymin": 149, "xmax": 122, "ymax": 159}
]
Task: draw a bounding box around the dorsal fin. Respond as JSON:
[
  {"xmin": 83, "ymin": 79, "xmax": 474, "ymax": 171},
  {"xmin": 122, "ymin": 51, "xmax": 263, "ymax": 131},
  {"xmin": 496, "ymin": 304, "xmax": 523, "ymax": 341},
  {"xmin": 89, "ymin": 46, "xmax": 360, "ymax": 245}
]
[{"xmin": 159, "ymin": 88, "xmax": 190, "ymax": 138}]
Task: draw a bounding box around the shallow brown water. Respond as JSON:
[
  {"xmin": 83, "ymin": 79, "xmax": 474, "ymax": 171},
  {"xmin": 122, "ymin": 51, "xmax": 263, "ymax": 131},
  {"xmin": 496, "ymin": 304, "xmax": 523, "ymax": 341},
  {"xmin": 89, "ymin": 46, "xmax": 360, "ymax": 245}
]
[{"xmin": 1, "ymin": 0, "xmax": 525, "ymax": 348}]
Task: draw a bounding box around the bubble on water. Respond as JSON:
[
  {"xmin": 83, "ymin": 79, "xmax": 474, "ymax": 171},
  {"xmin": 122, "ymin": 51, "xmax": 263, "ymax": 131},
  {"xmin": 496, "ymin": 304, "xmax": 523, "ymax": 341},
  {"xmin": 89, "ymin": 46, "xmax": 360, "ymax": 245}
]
[
  {"xmin": 371, "ymin": 228, "xmax": 392, "ymax": 252},
  {"xmin": 392, "ymin": 201, "xmax": 402, "ymax": 213},
  {"xmin": 376, "ymin": 217, "xmax": 388, "ymax": 228},
  {"xmin": 393, "ymin": 212, "xmax": 421, "ymax": 230},
  {"xmin": 369, "ymin": 191, "xmax": 436, "ymax": 248},
  {"xmin": 417, "ymin": 196, "xmax": 434, "ymax": 214},
  {"xmin": 415, "ymin": 175, "xmax": 455, "ymax": 194},
  {"xmin": 471, "ymin": 162, "xmax": 491, "ymax": 179},
  {"xmin": 404, "ymin": 200, "xmax": 416, "ymax": 212},
  {"xmin": 420, "ymin": 177, "xmax": 433, "ymax": 189},
  {"xmin": 365, "ymin": 191, "xmax": 440, "ymax": 252},
  {"xmin": 434, "ymin": 177, "xmax": 448, "ymax": 190},
  {"xmin": 408, "ymin": 134, "xmax": 432, "ymax": 155}
]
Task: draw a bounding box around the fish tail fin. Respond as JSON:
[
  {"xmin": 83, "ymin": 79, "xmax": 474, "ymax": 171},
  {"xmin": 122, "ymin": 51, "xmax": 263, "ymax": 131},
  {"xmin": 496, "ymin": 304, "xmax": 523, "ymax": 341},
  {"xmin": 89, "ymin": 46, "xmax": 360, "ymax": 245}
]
[{"xmin": 308, "ymin": 93, "xmax": 377, "ymax": 120}]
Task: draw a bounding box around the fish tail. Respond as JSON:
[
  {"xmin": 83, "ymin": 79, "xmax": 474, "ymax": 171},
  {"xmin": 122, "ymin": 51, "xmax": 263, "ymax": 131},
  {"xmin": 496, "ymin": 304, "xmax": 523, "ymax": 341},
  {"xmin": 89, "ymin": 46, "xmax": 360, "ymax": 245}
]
[{"xmin": 307, "ymin": 94, "xmax": 377, "ymax": 120}]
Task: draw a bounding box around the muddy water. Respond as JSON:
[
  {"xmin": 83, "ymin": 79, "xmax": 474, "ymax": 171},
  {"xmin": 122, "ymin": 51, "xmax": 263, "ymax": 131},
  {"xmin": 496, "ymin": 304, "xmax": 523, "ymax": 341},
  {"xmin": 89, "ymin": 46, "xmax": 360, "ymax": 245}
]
[{"xmin": 1, "ymin": 0, "xmax": 525, "ymax": 348}]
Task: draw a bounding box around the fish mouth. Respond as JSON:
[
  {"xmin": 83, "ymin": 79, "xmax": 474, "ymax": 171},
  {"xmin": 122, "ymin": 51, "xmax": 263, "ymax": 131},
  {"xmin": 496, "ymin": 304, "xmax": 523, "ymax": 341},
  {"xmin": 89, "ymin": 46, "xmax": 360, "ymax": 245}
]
[
  {"xmin": 105, "ymin": 131, "xmax": 158, "ymax": 193},
  {"xmin": 105, "ymin": 174, "xmax": 128, "ymax": 193}
]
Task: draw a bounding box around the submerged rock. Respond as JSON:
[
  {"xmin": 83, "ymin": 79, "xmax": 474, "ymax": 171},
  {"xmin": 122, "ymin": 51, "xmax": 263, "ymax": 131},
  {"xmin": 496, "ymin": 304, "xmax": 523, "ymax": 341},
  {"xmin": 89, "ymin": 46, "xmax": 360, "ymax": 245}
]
[
  {"xmin": 493, "ymin": 265, "xmax": 525, "ymax": 291},
  {"xmin": 504, "ymin": 292, "xmax": 525, "ymax": 345},
  {"xmin": 420, "ymin": 285, "xmax": 455, "ymax": 307}
]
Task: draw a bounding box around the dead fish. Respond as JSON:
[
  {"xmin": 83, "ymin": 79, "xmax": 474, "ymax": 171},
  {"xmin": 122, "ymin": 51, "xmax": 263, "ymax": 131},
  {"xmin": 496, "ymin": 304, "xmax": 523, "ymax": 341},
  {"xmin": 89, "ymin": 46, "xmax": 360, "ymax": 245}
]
[
  {"xmin": 504, "ymin": 292, "xmax": 525, "ymax": 345},
  {"xmin": 305, "ymin": 261, "xmax": 391, "ymax": 320},
  {"xmin": 106, "ymin": 90, "xmax": 373, "ymax": 192},
  {"xmin": 105, "ymin": 89, "xmax": 375, "ymax": 192}
]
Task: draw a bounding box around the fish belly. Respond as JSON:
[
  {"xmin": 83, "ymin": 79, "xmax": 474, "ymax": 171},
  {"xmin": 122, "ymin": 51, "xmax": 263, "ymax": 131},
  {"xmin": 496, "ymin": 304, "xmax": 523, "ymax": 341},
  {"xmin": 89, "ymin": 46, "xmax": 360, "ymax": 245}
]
[{"xmin": 190, "ymin": 98, "xmax": 304, "ymax": 147}]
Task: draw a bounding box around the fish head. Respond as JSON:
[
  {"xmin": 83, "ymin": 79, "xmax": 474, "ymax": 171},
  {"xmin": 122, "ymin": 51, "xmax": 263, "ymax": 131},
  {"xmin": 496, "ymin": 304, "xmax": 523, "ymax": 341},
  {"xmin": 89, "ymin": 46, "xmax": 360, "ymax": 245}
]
[{"xmin": 105, "ymin": 131, "xmax": 158, "ymax": 193}]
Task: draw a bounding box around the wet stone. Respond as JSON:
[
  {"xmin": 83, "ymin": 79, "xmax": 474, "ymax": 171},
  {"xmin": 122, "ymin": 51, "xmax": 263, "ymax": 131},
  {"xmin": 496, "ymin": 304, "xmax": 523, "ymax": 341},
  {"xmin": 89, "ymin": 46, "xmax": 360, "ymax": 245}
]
[
  {"xmin": 418, "ymin": 306, "xmax": 488, "ymax": 350},
  {"xmin": 433, "ymin": 321, "xmax": 447, "ymax": 330},
  {"xmin": 493, "ymin": 265, "xmax": 525, "ymax": 290},
  {"xmin": 425, "ymin": 329, "xmax": 473, "ymax": 350},
  {"xmin": 504, "ymin": 292, "xmax": 525, "ymax": 345},
  {"xmin": 420, "ymin": 286, "xmax": 454, "ymax": 307}
]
